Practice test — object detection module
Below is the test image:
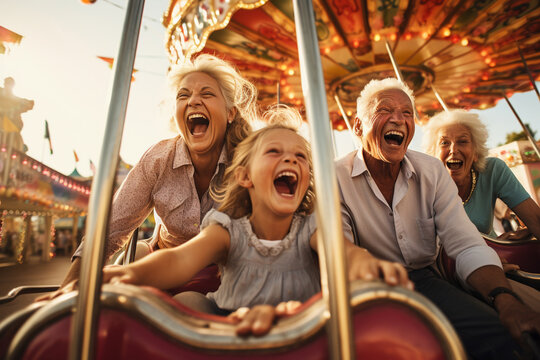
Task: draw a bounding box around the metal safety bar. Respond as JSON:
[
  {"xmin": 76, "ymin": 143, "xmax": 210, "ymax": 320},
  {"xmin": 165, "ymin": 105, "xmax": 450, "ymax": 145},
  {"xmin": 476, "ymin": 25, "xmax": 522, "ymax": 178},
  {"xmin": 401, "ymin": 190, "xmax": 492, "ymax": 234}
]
[
  {"xmin": 292, "ymin": 1, "xmax": 355, "ymax": 359},
  {"xmin": 69, "ymin": 1, "xmax": 145, "ymax": 359}
]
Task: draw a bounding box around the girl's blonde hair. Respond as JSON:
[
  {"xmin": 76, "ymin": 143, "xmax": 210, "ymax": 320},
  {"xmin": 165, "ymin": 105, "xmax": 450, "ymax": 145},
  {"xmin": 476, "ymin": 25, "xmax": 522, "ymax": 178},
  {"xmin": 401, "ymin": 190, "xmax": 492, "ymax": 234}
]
[
  {"xmin": 422, "ymin": 109, "xmax": 489, "ymax": 171},
  {"xmin": 212, "ymin": 106, "xmax": 315, "ymax": 218},
  {"xmin": 167, "ymin": 54, "xmax": 258, "ymax": 160}
]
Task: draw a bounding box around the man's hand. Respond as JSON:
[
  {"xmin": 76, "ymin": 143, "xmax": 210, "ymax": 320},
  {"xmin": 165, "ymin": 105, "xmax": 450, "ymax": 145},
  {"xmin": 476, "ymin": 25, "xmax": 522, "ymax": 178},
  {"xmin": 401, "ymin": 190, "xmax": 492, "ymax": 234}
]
[{"xmin": 495, "ymin": 294, "xmax": 540, "ymax": 341}]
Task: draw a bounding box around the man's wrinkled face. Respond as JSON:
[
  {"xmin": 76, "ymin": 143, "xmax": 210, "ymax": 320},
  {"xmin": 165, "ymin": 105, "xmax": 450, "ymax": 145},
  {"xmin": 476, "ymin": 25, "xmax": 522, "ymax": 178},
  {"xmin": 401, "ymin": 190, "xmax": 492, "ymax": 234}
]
[{"xmin": 355, "ymin": 89, "xmax": 415, "ymax": 164}]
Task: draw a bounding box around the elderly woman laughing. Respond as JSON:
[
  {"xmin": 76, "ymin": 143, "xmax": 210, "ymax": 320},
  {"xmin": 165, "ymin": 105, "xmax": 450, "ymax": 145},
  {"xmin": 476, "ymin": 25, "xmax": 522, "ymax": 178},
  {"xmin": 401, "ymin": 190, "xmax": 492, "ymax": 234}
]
[{"xmin": 422, "ymin": 109, "xmax": 540, "ymax": 240}]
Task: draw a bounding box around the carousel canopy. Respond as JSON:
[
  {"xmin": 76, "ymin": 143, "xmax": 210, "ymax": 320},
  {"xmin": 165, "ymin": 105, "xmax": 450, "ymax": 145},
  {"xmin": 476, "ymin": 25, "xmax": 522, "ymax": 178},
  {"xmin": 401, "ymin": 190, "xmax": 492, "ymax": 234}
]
[{"xmin": 163, "ymin": 0, "xmax": 540, "ymax": 129}]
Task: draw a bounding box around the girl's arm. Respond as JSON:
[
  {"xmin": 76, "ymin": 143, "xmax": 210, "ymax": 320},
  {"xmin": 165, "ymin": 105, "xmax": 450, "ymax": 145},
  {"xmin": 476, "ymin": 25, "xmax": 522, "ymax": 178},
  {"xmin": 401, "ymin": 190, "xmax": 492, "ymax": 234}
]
[
  {"xmin": 310, "ymin": 231, "xmax": 413, "ymax": 289},
  {"xmin": 103, "ymin": 224, "xmax": 230, "ymax": 290}
]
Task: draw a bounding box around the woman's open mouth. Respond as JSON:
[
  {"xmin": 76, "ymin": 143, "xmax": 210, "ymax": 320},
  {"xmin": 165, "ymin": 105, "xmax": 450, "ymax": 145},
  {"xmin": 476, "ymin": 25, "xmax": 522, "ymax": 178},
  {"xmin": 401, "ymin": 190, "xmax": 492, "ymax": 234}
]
[
  {"xmin": 446, "ymin": 159, "xmax": 463, "ymax": 170},
  {"xmin": 273, "ymin": 171, "xmax": 298, "ymax": 197},
  {"xmin": 188, "ymin": 113, "xmax": 209, "ymax": 136},
  {"xmin": 383, "ymin": 130, "xmax": 404, "ymax": 146}
]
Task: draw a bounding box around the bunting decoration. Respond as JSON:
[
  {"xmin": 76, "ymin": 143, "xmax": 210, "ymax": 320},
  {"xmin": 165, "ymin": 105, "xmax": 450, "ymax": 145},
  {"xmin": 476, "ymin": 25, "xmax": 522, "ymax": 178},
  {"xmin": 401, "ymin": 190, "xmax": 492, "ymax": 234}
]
[
  {"xmin": 0, "ymin": 26, "xmax": 23, "ymax": 55},
  {"xmin": 97, "ymin": 56, "xmax": 138, "ymax": 82},
  {"xmin": 44, "ymin": 120, "xmax": 53, "ymax": 154}
]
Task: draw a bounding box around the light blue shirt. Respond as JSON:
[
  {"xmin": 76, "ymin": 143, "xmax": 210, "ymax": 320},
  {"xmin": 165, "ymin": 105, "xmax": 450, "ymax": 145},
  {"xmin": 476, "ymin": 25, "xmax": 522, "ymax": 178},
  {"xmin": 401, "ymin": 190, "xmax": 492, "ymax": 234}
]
[
  {"xmin": 465, "ymin": 157, "xmax": 531, "ymax": 236},
  {"xmin": 335, "ymin": 148, "xmax": 501, "ymax": 283}
]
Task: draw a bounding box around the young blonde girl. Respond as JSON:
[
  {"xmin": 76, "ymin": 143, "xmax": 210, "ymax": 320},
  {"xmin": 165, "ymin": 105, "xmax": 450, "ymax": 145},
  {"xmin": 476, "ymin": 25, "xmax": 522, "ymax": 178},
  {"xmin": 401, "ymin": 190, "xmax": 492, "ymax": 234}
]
[{"xmin": 103, "ymin": 106, "xmax": 412, "ymax": 336}]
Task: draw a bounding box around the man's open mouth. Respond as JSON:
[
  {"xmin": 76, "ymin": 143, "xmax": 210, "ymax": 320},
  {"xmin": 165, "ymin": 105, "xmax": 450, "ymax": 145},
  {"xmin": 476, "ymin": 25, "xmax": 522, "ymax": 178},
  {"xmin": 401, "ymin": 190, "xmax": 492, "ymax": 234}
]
[
  {"xmin": 384, "ymin": 130, "xmax": 404, "ymax": 146},
  {"xmin": 274, "ymin": 171, "xmax": 298, "ymax": 196},
  {"xmin": 188, "ymin": 113, "xmax": 209, "ymax": 135},
  {"xmin": 446, "ymin": 159, "xmax": 463, "ymax": 170}
]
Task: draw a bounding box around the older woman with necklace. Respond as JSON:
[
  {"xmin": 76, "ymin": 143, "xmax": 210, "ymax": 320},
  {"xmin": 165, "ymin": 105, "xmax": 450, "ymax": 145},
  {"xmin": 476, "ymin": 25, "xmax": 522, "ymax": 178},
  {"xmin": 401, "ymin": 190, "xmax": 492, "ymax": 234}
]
[
  {"xmin": 423, "ymin": 109, "xmax": 540, "ymax": 312},
  {"xmin": 423, "ymin": 109, "xmax": 540, "ymax": 240}
]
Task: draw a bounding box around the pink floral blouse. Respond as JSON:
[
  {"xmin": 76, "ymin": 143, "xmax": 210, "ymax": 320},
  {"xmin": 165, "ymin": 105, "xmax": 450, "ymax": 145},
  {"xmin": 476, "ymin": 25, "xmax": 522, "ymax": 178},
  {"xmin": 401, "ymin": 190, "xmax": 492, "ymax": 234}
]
[{"xmin": 74, "ymin": 136, "xmax": 227, "ymax": 260}]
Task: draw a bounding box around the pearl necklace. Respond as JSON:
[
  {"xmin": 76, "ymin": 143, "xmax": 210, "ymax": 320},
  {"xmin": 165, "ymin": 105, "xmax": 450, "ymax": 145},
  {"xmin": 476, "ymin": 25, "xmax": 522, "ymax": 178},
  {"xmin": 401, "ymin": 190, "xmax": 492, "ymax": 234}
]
[{"xmin": 462, "ymin": 168, "xmax": 477, "ymax": 205}]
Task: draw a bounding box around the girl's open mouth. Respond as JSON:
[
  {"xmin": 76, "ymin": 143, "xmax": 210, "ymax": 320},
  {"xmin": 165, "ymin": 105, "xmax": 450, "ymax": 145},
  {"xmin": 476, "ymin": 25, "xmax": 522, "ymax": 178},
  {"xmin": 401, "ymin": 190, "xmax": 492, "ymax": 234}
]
[{"xmin": 273, "ymin": 171, "xmax": 298, "ymax": 196}]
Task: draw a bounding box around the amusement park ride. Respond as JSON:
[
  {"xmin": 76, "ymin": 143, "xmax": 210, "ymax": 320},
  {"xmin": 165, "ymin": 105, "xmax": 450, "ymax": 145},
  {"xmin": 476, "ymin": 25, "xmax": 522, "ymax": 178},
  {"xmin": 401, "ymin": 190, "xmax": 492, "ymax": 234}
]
[{"xmin": 1, "ymin": 0, "xmax": 540, "ymax": 359}]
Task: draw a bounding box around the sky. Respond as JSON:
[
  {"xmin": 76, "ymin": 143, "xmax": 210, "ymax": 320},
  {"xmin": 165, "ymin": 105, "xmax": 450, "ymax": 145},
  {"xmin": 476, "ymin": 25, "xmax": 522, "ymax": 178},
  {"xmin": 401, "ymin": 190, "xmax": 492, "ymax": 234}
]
[{"xmin": 1, "ymin": 0, "xmax": 539, "ymax": 177}]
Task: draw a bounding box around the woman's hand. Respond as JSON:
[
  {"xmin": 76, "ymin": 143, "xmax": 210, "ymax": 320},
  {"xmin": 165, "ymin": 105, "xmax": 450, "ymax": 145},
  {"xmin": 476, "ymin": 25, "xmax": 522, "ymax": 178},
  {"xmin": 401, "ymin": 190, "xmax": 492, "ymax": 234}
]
[
  {"xmin": 347, "ymin": 245, "xmax": 414, "ymax": 290},
  {"xmin": 497, "ymin": 227, "xmax": 532, "ymax": 241},
  {"xmin": 229, "ymin": 301, "xmax": 301, "ymax": 336},
  {"xmin": 34, "ymin": 279, "xmax": 78, "ymax": 302}
]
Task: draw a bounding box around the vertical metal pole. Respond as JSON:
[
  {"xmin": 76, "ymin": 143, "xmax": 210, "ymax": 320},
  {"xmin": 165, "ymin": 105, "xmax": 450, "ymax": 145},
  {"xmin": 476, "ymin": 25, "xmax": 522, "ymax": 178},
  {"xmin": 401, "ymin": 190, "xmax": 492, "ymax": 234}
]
[
  {"xmin": 516, "ymin": 42, "xmax": 540, "ymax": 102},
  {"xmin": 292, "ymin": 1, "xmax": 354, "ymax": 359},
  {"xmin": 69, "ymin": 1, "xmax": 145, "ymax": 359},
  {"xmin": 384, "ymin": 40, "xmax": 421, "ymax": 120},
  {"xmin": 330, "ymin": 129, "xmax": 337, "ymax": 158},
  {"xmin": 334, "ymin": 94, "xmax": 359, "ymax": 149},
  {"xmin": 502, "ymin": 93, "xmax": 540, "ymax": 158},
  {"xmin": 431, "ymin": 85, "xmax": 449, "ymax": 112}
]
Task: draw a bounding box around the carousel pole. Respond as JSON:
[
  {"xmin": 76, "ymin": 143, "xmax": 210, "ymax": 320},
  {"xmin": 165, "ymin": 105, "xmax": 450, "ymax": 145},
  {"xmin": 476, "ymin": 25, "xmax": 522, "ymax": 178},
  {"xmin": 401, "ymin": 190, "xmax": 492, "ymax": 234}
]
[
  {"xmin": 69, "ymin": 1, "xmax": 145, "ymax": 360},
  {"xmin": 516, "ymin": 42, "xmax": 540, "ymax": 102},
  {"xmin": 334, "ymin": 94, "xmax": 359, "ymax": 149},
  {"xmin": 502, "ymin": 92, "xmax": 540, "ymax": 159},
  {"xmin": 384, "ymin": 40, "xmax": 421, "ymax": 120},
  {"xmin": 292, "ymin": 1, "xmax": 354, "ymax": 359},
  {"xmin": 431, "ymin": 85, "xmax": 449, "ymax": 112}
]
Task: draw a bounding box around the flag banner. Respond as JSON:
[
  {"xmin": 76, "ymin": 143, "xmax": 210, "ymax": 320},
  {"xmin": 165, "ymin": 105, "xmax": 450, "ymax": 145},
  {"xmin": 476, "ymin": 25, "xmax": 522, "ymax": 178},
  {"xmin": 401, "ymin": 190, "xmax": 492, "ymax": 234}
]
[
  {"xmin": 44, "ymin": 120, "xmax": 53, "ymax": 154},
  {"xmin": 0, "ymin": 26, "xmax": 23, "ymax": 55},
  {"xmin": 0, "ymin": 26, "xmax": 23, "ymax": 44},
  {"xmin": 97, "ymin": 56, "xmax": 138, "ymax": 82},
  {"xmin": 73, "ymin": 149, "xmax": 79, "ymax": 162}
]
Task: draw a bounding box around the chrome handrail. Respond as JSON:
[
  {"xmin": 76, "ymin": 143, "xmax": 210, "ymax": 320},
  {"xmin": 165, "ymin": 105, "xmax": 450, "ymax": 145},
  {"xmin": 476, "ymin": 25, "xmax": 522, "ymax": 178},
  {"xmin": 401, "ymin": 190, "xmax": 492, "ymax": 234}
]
[
  {"xmin": 69, "ymin": 1, "xmax": 145, "ymax": 359},
  {"xmin": 292, "ymin": 1, "xmax": 354, "ymax": 359}
]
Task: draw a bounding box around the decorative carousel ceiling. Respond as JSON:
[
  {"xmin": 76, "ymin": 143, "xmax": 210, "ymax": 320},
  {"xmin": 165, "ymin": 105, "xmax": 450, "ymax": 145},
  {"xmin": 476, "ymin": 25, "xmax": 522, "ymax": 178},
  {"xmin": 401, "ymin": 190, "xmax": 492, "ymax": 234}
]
[{"xmin": 163, "ymin": 0, "xmax": 540, "ymax": 129}]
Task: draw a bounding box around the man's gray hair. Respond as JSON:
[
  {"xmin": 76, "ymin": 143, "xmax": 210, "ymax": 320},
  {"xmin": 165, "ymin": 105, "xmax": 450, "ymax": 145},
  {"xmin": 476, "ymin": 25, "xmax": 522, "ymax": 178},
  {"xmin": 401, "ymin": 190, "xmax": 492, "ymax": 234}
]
[{"xmin": 356, "ymin": 78, "xmax": 415, "ymax": 122}]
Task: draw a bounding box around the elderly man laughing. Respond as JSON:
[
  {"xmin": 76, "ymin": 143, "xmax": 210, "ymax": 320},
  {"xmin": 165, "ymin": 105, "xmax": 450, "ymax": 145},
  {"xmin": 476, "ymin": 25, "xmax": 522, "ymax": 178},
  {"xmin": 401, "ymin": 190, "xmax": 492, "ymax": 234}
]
[{"xmin": 335, "ymin": 78, "xmax": 540, "ymax": 359}]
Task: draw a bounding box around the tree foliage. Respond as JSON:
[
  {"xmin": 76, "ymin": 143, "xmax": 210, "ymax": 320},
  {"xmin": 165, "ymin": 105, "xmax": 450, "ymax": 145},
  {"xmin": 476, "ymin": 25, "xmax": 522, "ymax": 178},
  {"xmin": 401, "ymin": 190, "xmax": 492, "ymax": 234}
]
[{"xmin": 504, "ymin": 123, "xmax": 537, "ymax": 144}]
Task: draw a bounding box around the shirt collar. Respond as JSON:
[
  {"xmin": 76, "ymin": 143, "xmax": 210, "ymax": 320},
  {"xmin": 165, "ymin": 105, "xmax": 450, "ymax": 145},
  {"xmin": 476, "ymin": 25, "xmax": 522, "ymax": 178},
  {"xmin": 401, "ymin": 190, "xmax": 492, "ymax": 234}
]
[
  {"xmin": 173, "ymin": 136, "xmax": 228, "ymax": 169},
  {"xmin": 351, "ymin": 146, "xmax": 417, "ymax": 180}
]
